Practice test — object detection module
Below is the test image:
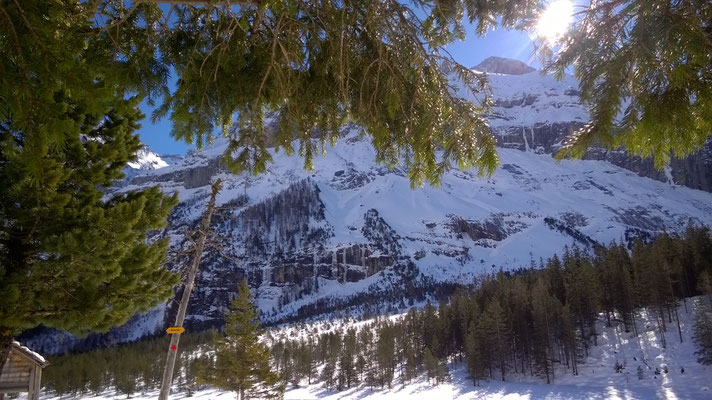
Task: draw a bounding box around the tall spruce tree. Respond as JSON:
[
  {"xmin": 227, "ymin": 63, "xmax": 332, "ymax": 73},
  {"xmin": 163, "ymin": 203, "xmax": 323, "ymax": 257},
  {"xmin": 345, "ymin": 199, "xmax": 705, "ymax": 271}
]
[
  {"xmin": 484, "ymin": 298, "xmax": 510, "ymax": 381},
  {"xmin": 198, "ymin": 279, "xmax": 282, "ymax": 400},
  {"xmin": 0, "ymin": 0, "xmax": 178, "ymax": 373},
  {"xmin": 465, "ymin": 320, "xmax": 486, "ymax": 386},
  {"xmin": 693, "ymin": 298, "xmax": 712, "ymax": 365},
  {"xmin": 531, "ymin": 278, "xmax": 555, "ymax": 384},
  {"xmin": 0, "ymin": 94, "xmax": 178, "ymax": 371}
]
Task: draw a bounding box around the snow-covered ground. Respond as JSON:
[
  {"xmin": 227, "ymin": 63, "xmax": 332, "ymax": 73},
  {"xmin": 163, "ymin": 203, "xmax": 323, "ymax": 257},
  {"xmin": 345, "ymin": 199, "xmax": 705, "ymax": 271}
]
[{"xmin": 36, "ymin": 299, "xmax": 711, "ymax": 400}]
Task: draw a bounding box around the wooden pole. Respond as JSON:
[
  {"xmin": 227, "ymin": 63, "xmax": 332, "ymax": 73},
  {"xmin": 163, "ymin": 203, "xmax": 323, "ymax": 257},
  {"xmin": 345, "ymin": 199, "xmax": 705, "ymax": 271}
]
[{"xmin": 158, "ymin": 179, "xmax": 222, "ymax": 400}]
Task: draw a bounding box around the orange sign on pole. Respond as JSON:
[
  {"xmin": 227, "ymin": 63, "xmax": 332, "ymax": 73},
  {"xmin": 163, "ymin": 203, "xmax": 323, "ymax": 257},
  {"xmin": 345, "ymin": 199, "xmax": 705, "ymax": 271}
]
[{"xmin": 166, "ymin": 327, "xmax": 185, "ymax": 334}]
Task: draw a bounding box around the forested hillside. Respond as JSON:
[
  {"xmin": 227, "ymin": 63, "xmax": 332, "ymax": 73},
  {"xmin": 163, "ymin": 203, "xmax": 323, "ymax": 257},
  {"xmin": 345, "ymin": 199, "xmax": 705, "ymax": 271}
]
[{"xmin": 39, "ymin": 226, "xmax": 712, "ymax": 399}]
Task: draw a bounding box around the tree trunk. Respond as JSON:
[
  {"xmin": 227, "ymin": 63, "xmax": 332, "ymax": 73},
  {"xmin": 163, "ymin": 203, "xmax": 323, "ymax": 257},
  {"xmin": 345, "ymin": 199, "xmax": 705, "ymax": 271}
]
[
  {"xmin": 578, "ymin": 315, "xmax": 588, "ymax": 357},
  {"xmin": 158, "ymin": 179, "xmax": 222, "ymax": 400},
  {"xmin": 658, "ymin": 305, "xmax": 667, "ymax": 349},
  {"xmin": 674, "ymin": 303, "xmax": 683, "ymax": 343},
  {"xmin": 0, "ymin": 327, "xmax": 14, "ymax": 378}
]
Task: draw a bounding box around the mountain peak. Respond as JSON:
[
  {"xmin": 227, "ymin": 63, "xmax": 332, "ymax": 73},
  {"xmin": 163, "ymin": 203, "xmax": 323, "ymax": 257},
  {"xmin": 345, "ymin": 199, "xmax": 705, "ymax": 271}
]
[
  {"xmin": 474, "ymin": 56, "xmax": 536, "ymax": 75},
  {"xmin": 127, "ymin": 146, "xmax": 170, "ymax": 170}
]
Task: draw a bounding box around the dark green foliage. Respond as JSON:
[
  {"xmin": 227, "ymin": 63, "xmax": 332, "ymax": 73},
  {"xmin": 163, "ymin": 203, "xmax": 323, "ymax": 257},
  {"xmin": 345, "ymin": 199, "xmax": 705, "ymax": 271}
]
[
  {"xmin": 337, "ymin": 328, "xmax": 359, "ymax": 389},
  {"xmin": 0, "ymin": 100, "xmax": 179, "ymax": 331},
  {"xmin": 2, "ymin": 0, "xmax": 710, "ymax": 367},
  {"xmin": 0, "ymin": 0, "xmax": 178, "ymax": 370},
  {"xmin": 155, "ymin": 0, "xmax": 503, "ymax": 188},
  {"xmin": 1, "ymin": 0, "xmax": 509, "ymax": 189},
  {"xmin": 114, "ymin": 347, "xmax": 140, "ymax": 398},
  {"xmin": 465, "ymin": 320, "xmax": 486, "ymax": 385},
  {"xmin": 7, "ymin": 1, "xmax": 708, "ymax": 190},
  {"xmin": 693, "ymin": 298, "xmax": 712, "ymax": 365},
  {"xmin": 0, "ymin": 90, "xmax": 178, "ymax": 371},
  {"xmin": 42, "ymin": 333, "xmax": 209, "ymax": 397},
  {"xmin": 375, "ymin": 320, "xmax": 396, "ymax": 389},
  {"xmin": 547, "ymin": 0, "xmax": 712, "ymax": 168},
  {"xmin": 530, "ymin": 277, "xmax": 557, "ymax": 384},
  {"xmin": 5, "ymin": 0, "xmax": 708, "ymax": 374},
  {"xmin": 197, "ymin": 279, "xmax": 282, "ymax": 400}
]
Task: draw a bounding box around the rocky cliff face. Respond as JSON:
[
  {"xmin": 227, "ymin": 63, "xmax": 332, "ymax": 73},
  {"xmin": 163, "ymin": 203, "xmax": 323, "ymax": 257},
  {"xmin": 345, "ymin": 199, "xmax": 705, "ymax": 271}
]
[{"xmin": 476, "ymin": 68, "xmax": 712, "ymax": 192}]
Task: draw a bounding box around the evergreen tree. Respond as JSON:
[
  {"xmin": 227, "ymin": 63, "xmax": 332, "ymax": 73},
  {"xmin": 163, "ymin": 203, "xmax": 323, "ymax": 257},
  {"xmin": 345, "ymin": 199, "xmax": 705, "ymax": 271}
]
[
  {"xmin": 400, "ymin": 310, "xmax": 420, "ymax": 384},
  {"xmin": 609, "ymin": 243, "xmax": 638, "ymax": 335},
  {"xmin": 548, "ymin": 0, "xmax": 712, "ymax": 167},
  {"xmin": 198, "ymin": 280, "xmax": 282, "ymax": 400},
  {"xmin": 114, "ymin": 347, "xmax": 140, "ymax": 398},
  {"xmin": 423, "ymin": 347, "xmax": 439, "ymax": 384},
  {"xmin": 465, "ymin": 320, "xmax": 486, "ymax": 386},
  {"xmin": 3, "ymin": 0, "xmax": 711, "ymax": 371},
  {"xmin": 531, "ymin": 278, "xmax": 555, "ymax": 384},
  {"xmin": 182, "ymin": 355, "xmax": 202, "ymax": 396},
  {"xmin": 634, "ymin": 239, "xmax": 672, "ymax": 348},
  {"xmin": 0, "ymin": 0, "xmax": 179, "ymax": 371},
  {"xmin": 563, "ymin": 247, "xmax": 601, "ymax": 353},
  {"xmin": 0, "ymin": 95, "xmax": 178, "ymax": 370},
  {"xmin": 358, "ymin": 327, "xmax": 378, "ymax": 389},
  {"xmin": 300, "ymin": 339, "xmax": 317, "ymax": 385},
  {"xmin": 375, "ymin": 321, "xmax": 395, "ymax": 389},
  {"xmin": 320, "ymin": 357, "xmax": 338, "ymax": 390},
  {"xmin": 337, "ymin": 328, "xmax": 358, "ymax": 389},
  {"xmin": 484, "ymin": 298, "xmax": 510, "ymax": 381},
  {"xmin": 693, "ymin": 298, "xmax": 712, "ymax": 365}
]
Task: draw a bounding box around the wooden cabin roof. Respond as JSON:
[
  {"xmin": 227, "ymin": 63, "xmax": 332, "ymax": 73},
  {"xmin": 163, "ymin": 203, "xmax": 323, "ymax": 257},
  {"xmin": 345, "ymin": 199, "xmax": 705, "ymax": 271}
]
[{"xmin": 8, "ymin": 341, "xmax": 48, "ymax": 367}]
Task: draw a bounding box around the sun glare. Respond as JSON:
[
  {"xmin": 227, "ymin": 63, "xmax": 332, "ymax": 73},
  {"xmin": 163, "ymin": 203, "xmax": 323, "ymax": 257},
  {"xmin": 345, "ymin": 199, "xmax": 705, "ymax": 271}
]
[{"xmin": 534, "ymin": 0, "xmax": 574, "ymax": 44}]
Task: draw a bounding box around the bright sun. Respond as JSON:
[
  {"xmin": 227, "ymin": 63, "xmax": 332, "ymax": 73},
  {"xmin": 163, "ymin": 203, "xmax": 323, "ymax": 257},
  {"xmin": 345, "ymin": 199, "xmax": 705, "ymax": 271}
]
[{"xmin": 535, "ymin": 0, "xmax": 575, "ymax": 44}]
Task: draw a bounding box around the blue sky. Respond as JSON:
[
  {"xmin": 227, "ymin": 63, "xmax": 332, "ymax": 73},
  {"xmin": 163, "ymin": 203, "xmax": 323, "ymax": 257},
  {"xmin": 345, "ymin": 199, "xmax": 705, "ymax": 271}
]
[{"xmin": 136, "ymin": 26, "xmax": 537, "ymax": 156}]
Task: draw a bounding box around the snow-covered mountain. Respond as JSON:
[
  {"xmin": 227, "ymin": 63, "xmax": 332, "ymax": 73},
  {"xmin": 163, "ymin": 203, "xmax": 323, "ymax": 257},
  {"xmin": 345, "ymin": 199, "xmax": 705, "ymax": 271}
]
[
  {"xmin": 21, "ymin": 59, "xmax": 712, "ymax": 354},
  {"xmin": 469, "ymin": 57, "xmax": 712, "ymax": 192},
  {"xmin": 121, "ymin": 146, "xmax": 182, "ymax": 183},
  {"xmin": 127, "ymin": 147, "xmax": 171, "ymax": 170}
]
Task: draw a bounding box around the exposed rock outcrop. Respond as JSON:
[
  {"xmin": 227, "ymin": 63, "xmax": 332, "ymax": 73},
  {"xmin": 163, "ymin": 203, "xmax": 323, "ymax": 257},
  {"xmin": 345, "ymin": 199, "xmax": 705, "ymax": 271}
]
[{"xmin": 491, "ymin": 121, "xmax": 712, "ymax": 193}]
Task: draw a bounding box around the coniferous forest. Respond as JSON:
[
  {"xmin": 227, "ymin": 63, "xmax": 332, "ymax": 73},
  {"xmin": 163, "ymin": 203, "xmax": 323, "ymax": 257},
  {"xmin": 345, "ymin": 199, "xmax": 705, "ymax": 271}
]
[{"xmin": 40, "ymin": 225, "xmax": 712, "ymax": 397}]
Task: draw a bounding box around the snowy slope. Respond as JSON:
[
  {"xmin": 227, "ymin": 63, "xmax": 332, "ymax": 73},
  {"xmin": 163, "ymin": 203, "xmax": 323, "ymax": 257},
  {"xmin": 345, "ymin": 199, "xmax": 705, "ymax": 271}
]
[{"xmin": 470, "ymin": 66, "xmax": 712, "ymax": 191}]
